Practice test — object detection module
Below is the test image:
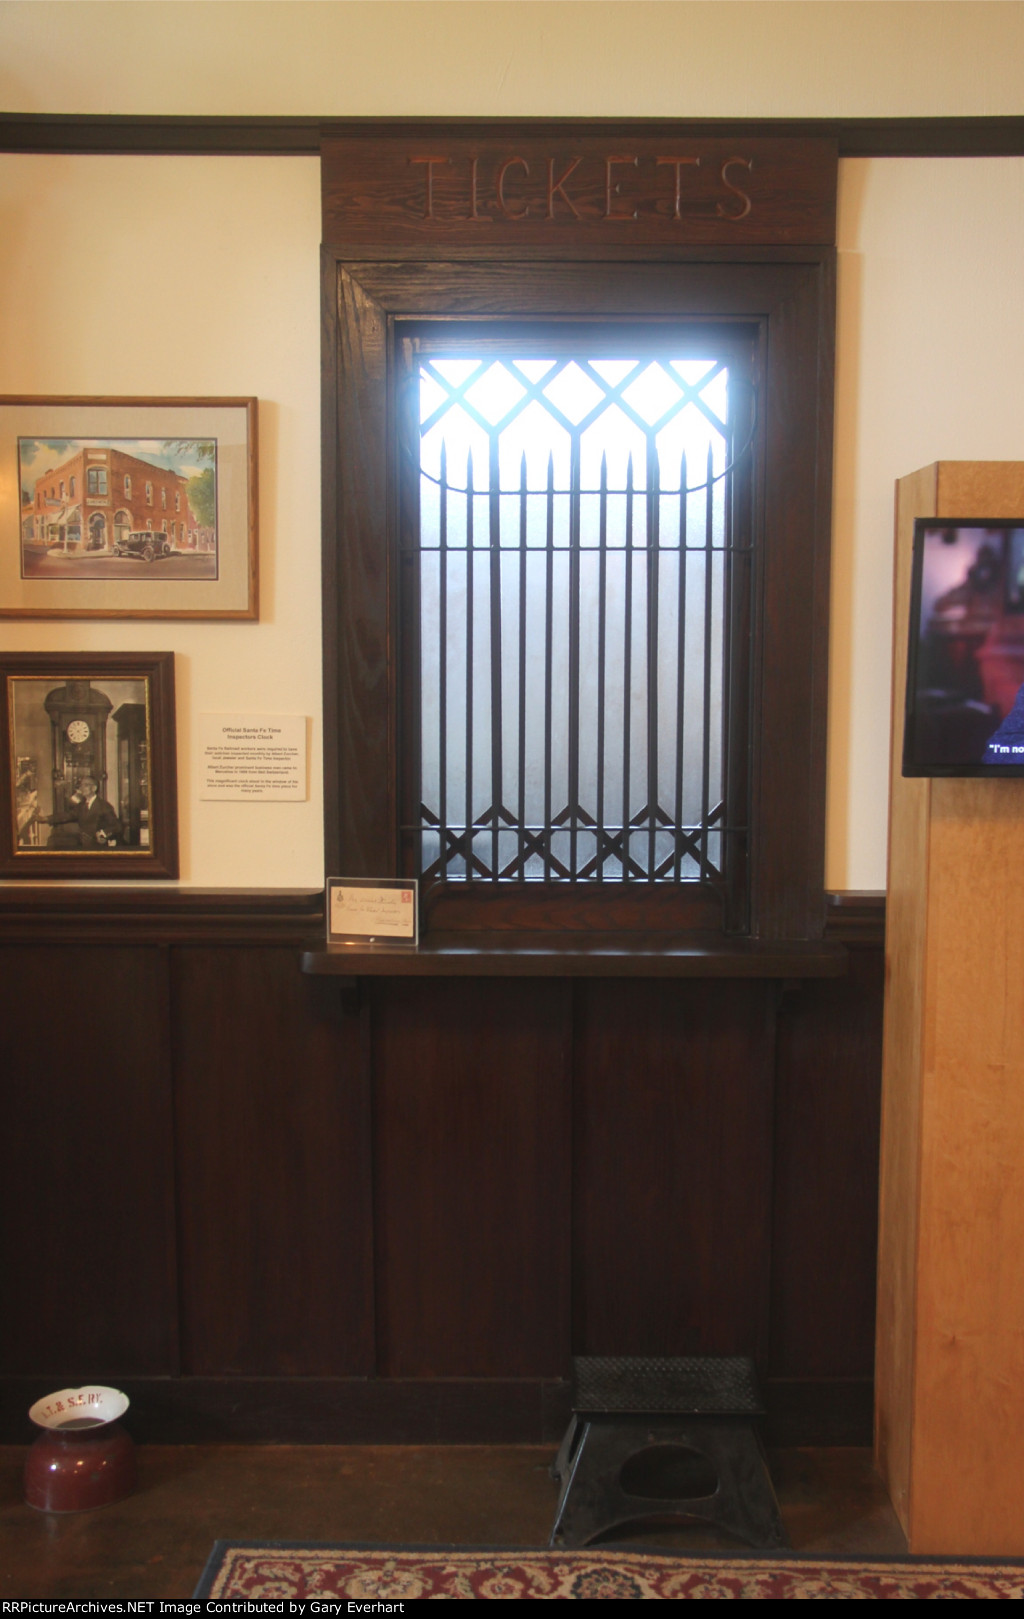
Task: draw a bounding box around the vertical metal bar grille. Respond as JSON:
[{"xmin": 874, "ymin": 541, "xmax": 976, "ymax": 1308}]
[
  {"xmin": 621, "ymin": 455, "xmax": 635, "ymax": 884},
  {"xmin": 409, "ymin": 351, "xmax": 748, "ymax": 888},
  {"xmin": 596, "ymin": 453, "xmax": 609, "ymax": 884}
]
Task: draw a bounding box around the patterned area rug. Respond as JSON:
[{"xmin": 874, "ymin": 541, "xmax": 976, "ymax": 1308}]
[{"xmin": 195, "ymin": 1543, "xmax": 1024, "ymax": 1600}]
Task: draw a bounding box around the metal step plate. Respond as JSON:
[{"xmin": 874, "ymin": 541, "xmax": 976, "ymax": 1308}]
[{"xmin": 571, "ymin": 1355, "xmax": 764, "ymax": 1416}]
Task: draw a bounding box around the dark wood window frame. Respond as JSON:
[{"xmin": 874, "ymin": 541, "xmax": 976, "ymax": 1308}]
[{"xmin": 321, "ymin": 128, "xmax": 836, "ymax": 948}]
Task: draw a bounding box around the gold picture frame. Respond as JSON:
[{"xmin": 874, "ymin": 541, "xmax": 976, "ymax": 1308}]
[{"xmin": 0, "ymin": 396, "xmax": 257, "ymax": 619}]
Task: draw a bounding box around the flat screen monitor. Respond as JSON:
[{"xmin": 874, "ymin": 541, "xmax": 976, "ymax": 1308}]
[{"xmin": 904, "ymin": 518, "xmax": 1024, "ymax": 776}]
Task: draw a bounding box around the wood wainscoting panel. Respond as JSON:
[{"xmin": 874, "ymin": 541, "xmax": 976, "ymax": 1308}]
[
  {"xmin": 372, "ymin": 977, "xmax": 572, "ymax": 1379},
  {"xmin": 173, "ymin": 948, "xmax": 374, "ymax": 1377},
  {"xmin": 571, "ymin": 978, "xmax": 776, "ymax": 1358},
  {"xmin": 771, "ymin": 950, "xmax": 884, "ymax": 1378},
  {"xmin": 0, "ymin": 944, "xmax": 178, "ymax": 1377},
  {"xmin": 0, "ymin": 893, "xmax": 885, "ymax": 1443}
]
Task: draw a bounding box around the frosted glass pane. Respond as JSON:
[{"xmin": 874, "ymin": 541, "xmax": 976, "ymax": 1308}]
[{"xmin": 414, "ymin": 353, "xmax": 735, "ymax": 884}]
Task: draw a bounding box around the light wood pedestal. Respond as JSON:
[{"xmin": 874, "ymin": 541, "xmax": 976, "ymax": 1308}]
[{"xmin": 877, "ymin": 462, "xmax": 1024, "ymax": 1553}]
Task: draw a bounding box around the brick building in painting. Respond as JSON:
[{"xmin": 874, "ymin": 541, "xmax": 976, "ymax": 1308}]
[{"xmin": 20, "ymin": 443, "xmax": 209, "ymax": 555}]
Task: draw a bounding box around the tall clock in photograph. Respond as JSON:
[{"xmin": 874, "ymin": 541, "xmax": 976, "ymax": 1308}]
[
  {"xmin": 43, "ymin": 679, "xmax": 113, "ymax": 815},
  {"xmin": 113, "ymin": 702, "xmax": 149, "ymax": 847}
]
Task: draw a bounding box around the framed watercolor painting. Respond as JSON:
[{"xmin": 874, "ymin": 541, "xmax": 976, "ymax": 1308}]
[
  {"xmin": 0, "ymin": 396, "xmax": 257, "ymax": 619},
  {"xmin": 0, "ymin": 651, "xmax": 179, "ymax": 879}
]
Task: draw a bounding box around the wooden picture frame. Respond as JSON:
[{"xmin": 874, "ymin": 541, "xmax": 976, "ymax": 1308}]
[
  {"xmin": 0, "ymin": 396, "xmax": 257, "ymax": 619},
  {"xmin": 0, "ymin": 651, "xmax": 179, "ymax": 879}
]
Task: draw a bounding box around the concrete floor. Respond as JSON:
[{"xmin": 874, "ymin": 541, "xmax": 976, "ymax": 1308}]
[{"xmin": 0, "ymin": 1444, "xmax": 905, "ymax": 1600}]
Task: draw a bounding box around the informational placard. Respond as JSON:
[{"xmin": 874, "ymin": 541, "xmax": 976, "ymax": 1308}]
[
  {"xmin": 328, "ymin": 877, "xmax": 418, "ymax": 947},
  {"xmin": 199, "ymin": 713, "xmax": 307, "ymax": 801}
]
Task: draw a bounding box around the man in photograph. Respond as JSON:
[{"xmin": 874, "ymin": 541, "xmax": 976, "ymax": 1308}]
[{"xmin": 41, "ymin": 776, "xmax": 122, "ymax": 849}]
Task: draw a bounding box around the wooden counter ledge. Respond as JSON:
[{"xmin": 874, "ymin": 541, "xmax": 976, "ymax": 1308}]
[{"xmin": 301, "ymin": 932, "xmax": 848, "ymax": 979}]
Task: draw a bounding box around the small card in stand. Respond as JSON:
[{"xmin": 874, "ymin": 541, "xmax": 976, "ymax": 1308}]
[{"xmin": 327, "ymin": 877, "xmax": 418, "ymax": 948}]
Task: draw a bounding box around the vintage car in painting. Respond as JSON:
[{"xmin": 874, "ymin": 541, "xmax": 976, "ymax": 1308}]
[{"xmin": 113, "ymin": 530, "xmax": 173, "ymax": 561}]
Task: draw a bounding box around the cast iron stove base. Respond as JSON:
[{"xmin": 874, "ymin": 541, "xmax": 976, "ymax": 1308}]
[{"xmin": 549, "ymin": 1356, "xmax": 787, "ymax": 1550}]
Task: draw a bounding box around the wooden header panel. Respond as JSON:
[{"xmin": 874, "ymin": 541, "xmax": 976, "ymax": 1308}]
[{"xmin": 322, "ymin": 133, "xmax": 837, "ymax": 254}]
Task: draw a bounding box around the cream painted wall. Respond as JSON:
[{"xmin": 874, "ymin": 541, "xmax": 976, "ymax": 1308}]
[
  {"xmin": 0, "ymin": 153, "xmax": 324, "ymax": 886},
  {"xmin": 3, "ymin": 2, "xmax": 1024, "ymax": 120},
  {"xmin": 2, "ymin": 2, "xmax": 1024, "ymax": 891},
  {"xmin": 832, "ymin": 158, "xmax": 1024, "ymax": 889}
]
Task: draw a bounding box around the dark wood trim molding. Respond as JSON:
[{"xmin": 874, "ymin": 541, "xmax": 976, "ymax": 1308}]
[
  {"xmin": 0, "ymin": 1373, "xmax": 871, "ymax": 1446},
  {"xmin": 4, "ymin": 113, "xmax": 1024, "ymax": 160},
  {"xmin": 0, "ymin": 886, "xmax": 325, "ymax": 944},
  {"xmin": 0, "ymin": 886, "xmax": 881, "ymax": 948},
  {"xmin": 321, "ymin": 244, "xmax": 836, "ymax": 941},
  {"xmin": 825, "ymin": 890, "xmax": 886, "ymax": 947},
  {"xmin": 762, "ymin": 1378, "xmax": 874, "ymax": 1448},
  {"xmin": 0, "ymin": 1376, "xmax": 573, "ymax": 1446},
  {"xmin": 0, "ymin": 115, "xmax": 327, "ymax": 155}
]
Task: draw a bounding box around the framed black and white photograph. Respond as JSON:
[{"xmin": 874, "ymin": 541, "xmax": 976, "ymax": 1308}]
[
  {"xmin": 0, "ymin": 396, "xmax": 257, "ymax": 619},
  {"xmin": 0, "ymin": 651, "xmax": 179, "ymax": 879}
]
